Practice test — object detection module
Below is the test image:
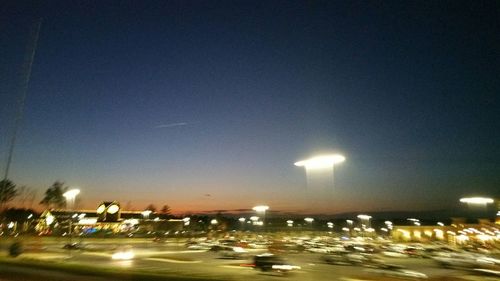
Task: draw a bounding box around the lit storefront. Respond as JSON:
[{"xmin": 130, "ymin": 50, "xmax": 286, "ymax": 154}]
[{"xmin": 36, "ymin": 202, "xmax": 183, "ymax": 235}]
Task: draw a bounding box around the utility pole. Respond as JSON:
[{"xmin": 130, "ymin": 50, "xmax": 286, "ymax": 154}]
[{"xmin": 1, "ymin": 20, "xmax": 41, "ymax": 213}]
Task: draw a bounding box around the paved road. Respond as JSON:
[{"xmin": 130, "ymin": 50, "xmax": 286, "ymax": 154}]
[{"xmin": 2, "ymin": 238, "xmax": 498, "ymax": 281}]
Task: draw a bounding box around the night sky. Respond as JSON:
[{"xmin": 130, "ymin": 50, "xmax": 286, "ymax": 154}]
[{"xmin": 1, "ymin": 1, "xmax": 499, "ymax": 214}]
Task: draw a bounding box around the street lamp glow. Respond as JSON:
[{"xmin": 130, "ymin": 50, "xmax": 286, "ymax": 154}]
[
  {"xmin": 252, "ymin": 205, "xmax": 269, "ymax": 212},
  {"xmin": 141, "ymin": 210, "xmax": 152, "ymax": 218},
  {"xmin": 238, "ymin": 217, "xmax": 246, "ymax": 222},
  {"xmin": 46, "ymin": 214, "xmax": 54, "ymax": 225},
  {"xmin": 459, "ymin": 197, "xmax": 494, "ymax": 204},
  {"xmin": 294, "ymin": 154, "xmax": 345, "ymax": 169},
  {"xmin": 304, "ymin": 217, "xmax": 314, "ymax": 223},
  {"xmin": 63, "ymin": 189, "xmax": 80, "ymax": 200},
  {"xmin": 250, "ymin": 216, "xmax": 259, "ymax": 222},
  {"xmin": 357, "ymin": 214, "xmax": 372, "ymax": 220}
]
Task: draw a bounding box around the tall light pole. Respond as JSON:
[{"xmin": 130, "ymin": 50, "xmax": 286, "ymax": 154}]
[
  {"xmin": 357, "ymin": 214, "xmax": 372, "ymax": 236},
  {"xmin": 252, "ymin": 205, "xmax": 269, "ymax": 231},
  {"xmin": 141, "ymin": 210, "xmax": 152, "ymax": 220},
  {"xmin": 238, "ymin": 217, "xmax": 246, "ymax": 231},
  {"xmin": 63, "ymin": 188, "xmax": 80, "ymax": 251},
  {"xmin": 304, "ymin": 217, "xmax": 314, "ymax": 230},
  {"xmin": 63, "ymin": 189, "xmax": 80, "ymax": 211},
  {"xmin": 459, "ymin": 197, "xmax": 495, "ymax": 221}
]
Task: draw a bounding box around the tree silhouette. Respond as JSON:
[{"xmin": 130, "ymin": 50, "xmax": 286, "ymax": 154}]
[
  {"xmin": 145, "ymin": 204, "xmax": 157, "ymax": 213},
  {"xmin": 160, "ymin": 205, "xmax": 171, "ymax": 215},
  {"xmin": 0, "ymin": 179, "xmax": 18, "ymax": 211},
  {"xmin": 39, "ymin": 181, "xmax": 68, "ymax": 209}
]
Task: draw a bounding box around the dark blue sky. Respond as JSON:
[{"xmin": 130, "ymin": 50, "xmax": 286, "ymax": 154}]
[{"xmin": 1, "ymin": 1, "xmax": 499, "ymax": 213}]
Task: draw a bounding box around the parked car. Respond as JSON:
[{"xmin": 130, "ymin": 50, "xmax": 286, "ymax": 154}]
[{"xmin": 252, "ymin": 254, "xmax": 300, "ymax": 274}]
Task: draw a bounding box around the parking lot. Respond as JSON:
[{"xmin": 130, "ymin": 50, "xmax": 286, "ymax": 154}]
[{"xmin": 1, "ymin": 236, "xmax": 498, "ymax": 281}]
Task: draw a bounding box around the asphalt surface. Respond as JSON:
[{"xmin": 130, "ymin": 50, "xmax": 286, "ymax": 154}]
[{"xmin": 1, "ymin": 238, "xmax": 498, "ymax": 281}]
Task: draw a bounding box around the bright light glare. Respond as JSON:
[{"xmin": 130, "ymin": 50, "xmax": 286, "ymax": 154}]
[
  {"xmin": 141, "ymin": 210, "xmax": 152, "ymax": 217},
  {"xmin": 112, "ymin": 250, "xmax": 135, "ymax": 260},
  {"xmin": 252, "ymin": 205, "xmax": 269, "ymax": 212},
  {"xmin": 107, "ymin": 204, "xmax": 119, "ymax": 214},
  {"xmin": 294, "ymin": 154, "xmax": 345, "ymax": 169},
  {"xmin": 63, "ymin": 189, "xmax": 80, "ymax": 199},
  {"xmin": 272, "ymin": 265, "xmax": 301, "ymax": 270},
  {"xmin": 357, "ymin": 214, "xmax": 372, "ymax": 220},
  {"xmin": 304, "ymin": 217, "xmax": 314, "ymax": 223},
  {"xmin": 78, "ymin": 218, "xmax": 97, "ymax": 225},
  {"xmin": 238, "ymin": 217, "xmax": 246, "ymax": 222},
  {"xmin": 97, "ymin": 204, "xmax": 106, "ymax": 214},
  {"xmin": 46, "ymin": 215, "xmax": 54, "ymax": 225},
  {"xmin": 459, "ymin": 197, "xmax": 494, "ymax": 204}
]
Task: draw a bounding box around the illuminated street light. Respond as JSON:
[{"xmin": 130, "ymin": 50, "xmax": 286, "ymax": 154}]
[
  {"xmin": 63, "ymin": 188, "xmax": 80, "ymax": 248},
  {"xmin": 210, "ymin": 219, "xmax": 218, "ymax": 225},
  {"xmin": 238, "ymin": 217, "xmax": 246, "ymax": 230},
  {"xmin": 294, "ymin": 154, "xmax": 345, "ymax": 169},
  {"xmin": 295, "ymin": 154, "xmax": 345, "ymax": 190},
  {"xmin": 253, "ymin": 205, "xmax": 269, "ymax": 229},
  {"xmin": 357, "ymin": 214, "xmax": 372, "ymax": 220},
  {"xmin": 46, "ymin": 214, "xmax": 55, "ymax": 225},
  {"xmin": 250, "ymin": 216, "xmax": 259, "ymax": 222},
  {"xmin": 141, "ymin": 210, "xmax": 152, "ymax": 219},
  {"xmin": 357, "ymin": 214, "xmax": 372, "ymax": 230},
  {"xmin": 459, "ymin": 197, "xmax": 494, "ymax": 204},
  {"xmin": 304, "ymin": 217, "xmax": 314, "ymax": 230},
  {"xmin": 437, "ymin": 222, "xmax": 444, "ymax": 226},
  {"xmin": 253, "ymin": 205, "xmax": 269, "ymax": 212},
  {"xmin": 63, "ymin": 189, "xmax": 80, "ymax": 210}
]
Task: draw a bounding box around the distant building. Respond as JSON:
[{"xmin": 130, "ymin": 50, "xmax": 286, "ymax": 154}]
[
  {"xmin": 35, "ymin": 202, "xmax": 183, "ymax": 235},
  {"xmin": 392, "ymin": 218, "xmax": 498, "ymax": 246}
]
